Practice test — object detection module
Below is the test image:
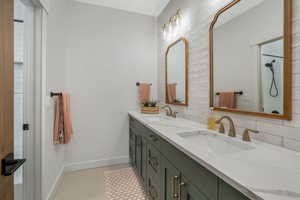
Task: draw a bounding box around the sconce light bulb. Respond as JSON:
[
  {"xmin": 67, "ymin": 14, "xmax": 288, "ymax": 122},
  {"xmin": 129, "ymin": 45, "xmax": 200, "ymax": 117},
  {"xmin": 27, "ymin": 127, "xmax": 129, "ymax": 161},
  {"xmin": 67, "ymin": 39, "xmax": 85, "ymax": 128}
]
[
  {"xmin": 176, "ymin": 8, "xmax": 181, "ymax": 17},
  {"xmin": 162, "ymin": 24, "xmax": 166, "ymax": 32}
]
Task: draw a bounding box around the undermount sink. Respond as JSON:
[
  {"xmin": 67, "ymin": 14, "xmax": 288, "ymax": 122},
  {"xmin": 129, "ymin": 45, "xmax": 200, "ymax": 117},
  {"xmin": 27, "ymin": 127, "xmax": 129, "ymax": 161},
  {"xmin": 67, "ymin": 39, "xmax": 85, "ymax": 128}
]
[
  {"xmin": 143, "ymin": 115, "xmax": 165, "ymax": 122},
  {"xmin": 177, "ymin": 131, "xmax": 255, "ymax": 155}
]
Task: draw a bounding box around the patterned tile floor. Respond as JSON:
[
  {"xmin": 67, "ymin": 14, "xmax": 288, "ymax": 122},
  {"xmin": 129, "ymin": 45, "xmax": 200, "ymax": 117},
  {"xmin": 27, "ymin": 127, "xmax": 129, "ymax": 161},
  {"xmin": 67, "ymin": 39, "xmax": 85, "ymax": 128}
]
[{"xmin": 104, "ymin": 168, "xmax": 147, "ymax": 200}]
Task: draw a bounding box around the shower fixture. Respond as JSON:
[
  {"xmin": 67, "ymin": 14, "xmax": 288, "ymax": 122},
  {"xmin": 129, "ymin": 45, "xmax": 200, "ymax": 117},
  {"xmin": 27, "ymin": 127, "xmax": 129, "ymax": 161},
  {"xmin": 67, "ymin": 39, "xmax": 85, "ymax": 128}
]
[{"xmin": 265, "ymin": 60, "xmax": 279, "ymax": 97}]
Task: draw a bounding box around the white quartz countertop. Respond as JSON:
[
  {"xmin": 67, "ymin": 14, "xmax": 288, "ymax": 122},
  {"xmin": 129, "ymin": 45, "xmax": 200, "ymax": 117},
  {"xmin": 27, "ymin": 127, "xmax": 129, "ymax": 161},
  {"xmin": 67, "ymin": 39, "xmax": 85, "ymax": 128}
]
[{"xmin": 128, "ymin": 111, "xmax": 300, "ymax": 200}]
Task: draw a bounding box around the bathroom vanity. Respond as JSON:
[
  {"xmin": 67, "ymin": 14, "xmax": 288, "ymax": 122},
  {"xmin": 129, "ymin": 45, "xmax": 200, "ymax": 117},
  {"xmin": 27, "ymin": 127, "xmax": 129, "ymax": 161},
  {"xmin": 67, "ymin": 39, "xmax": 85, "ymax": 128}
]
[{"xmin": 128, "ymin": 111, "xmax": 300, "ymax": 200}]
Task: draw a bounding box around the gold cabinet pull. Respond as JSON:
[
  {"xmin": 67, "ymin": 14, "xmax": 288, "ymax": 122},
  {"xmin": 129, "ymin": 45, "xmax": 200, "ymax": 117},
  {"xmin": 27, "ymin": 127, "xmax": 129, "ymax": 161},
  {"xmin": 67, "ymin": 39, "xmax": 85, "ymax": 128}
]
[
  {"xmin": 171, "ymin": 176, "xmax": 179, "ymax": 199},
  {"xmin": 178, "ymin": 182, "xmax": 185, "ymax": 200}
]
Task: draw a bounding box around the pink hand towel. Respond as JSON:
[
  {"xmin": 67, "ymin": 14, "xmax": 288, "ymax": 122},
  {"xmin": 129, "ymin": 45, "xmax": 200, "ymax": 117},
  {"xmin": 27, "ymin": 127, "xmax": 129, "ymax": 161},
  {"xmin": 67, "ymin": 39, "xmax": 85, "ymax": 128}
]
[
  {"xmin": 53, "ymin": 93, "xmax": 73, "ymax": 144},
  {"xmin": 219, "ymin": 92, "xmax": 236, "ymax": 109},
  {"xmin": 167, "ymin": 83, "xmax": 177, "ymax": 103},
  {"xmin": 62, "ymin": 93, "xmax": 73, "ymax": 144},
  {"xmin": 53, "ymin": 96, "xmax": 64, "ymax": 144},
  {"xmin": 139, "ymin": 83, "xmax": 151, "ymax": 103}
]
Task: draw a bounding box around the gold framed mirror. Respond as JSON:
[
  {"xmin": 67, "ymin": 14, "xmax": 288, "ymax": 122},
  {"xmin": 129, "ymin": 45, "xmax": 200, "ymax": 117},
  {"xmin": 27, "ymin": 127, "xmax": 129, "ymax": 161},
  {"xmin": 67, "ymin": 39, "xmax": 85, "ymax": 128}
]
[
  {"xmin": 165, "ymin": 37, "xmax": 189, "ymax": 106},
  {"xmin": 209, "ymin": 0, "xmax": 292, "ymax": 120}
]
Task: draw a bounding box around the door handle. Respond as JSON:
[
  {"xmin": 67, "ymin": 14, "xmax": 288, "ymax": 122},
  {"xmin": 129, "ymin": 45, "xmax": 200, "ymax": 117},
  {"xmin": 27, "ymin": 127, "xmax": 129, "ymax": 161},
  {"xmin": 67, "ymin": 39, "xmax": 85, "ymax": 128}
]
[{"xmin": 1, "ymin": 153, "xmax": 26, "ymax": 176}]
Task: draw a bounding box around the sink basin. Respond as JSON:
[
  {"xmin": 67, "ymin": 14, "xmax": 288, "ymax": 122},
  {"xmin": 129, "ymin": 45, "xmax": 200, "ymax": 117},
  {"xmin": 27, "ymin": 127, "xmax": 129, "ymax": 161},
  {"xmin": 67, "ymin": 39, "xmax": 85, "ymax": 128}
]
[
  {"xmin": 177, "ymin": 131, "xmax": 255, "ymax": 155},
  {"xmin": 143, "ymin": 115, "xmax": 164, "ymax": 122}
]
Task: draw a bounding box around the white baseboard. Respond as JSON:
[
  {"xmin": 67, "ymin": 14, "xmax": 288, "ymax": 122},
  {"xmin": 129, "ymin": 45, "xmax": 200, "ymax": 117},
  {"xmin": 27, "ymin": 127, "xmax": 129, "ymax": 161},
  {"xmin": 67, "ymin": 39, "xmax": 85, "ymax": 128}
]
[
  {"xmin": 46, "ymin": 167, "xmax": 64, "ymax": 200},
  {"xmin": 64, "ymin": 156, "xmax": 129, "ymax": 173},
  {"xmin": 45, "ymin": 156, "xmax": 129, "ymax": 200}
]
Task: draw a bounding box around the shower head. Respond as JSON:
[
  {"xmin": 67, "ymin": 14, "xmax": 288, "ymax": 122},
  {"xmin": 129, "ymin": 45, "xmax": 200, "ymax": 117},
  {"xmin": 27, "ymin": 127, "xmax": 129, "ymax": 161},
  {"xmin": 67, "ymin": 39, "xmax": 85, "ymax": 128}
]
[{"xmin": 265, "ymin": 60, "xmax": 276, "ymax": 68}]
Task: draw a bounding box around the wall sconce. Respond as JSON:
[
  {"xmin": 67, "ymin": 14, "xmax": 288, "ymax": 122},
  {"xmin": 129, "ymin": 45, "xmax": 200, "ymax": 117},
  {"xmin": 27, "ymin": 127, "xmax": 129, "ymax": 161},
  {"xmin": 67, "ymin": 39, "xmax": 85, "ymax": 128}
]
[{"xmin": 161, "ymin": 8, "xmax": 182, "ymax": 33}]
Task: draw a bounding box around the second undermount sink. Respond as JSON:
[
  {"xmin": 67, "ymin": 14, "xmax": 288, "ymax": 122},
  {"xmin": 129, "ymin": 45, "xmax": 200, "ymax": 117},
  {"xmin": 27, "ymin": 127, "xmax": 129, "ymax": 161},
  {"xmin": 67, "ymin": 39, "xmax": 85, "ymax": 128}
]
[{"xmin": 177, "ymin": 130, "xmax": 255, "ymax": 155}]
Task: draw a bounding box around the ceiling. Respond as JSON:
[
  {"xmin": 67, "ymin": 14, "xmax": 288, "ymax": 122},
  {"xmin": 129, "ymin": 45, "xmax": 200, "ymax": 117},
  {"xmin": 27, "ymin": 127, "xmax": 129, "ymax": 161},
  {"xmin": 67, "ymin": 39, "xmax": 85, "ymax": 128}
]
[{"xmin": 73, "ymin": 0, "xmax": 170, "ymax": 16}]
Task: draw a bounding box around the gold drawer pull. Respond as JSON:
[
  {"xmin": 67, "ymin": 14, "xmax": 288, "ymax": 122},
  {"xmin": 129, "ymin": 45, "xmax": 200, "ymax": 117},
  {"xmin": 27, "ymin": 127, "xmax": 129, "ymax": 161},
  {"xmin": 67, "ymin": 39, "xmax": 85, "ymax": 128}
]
[
  {"xmin": 178, "ymin": 182, "xmax": 185, "ymax": 200},
  {"xmin": 171, "ymin": 176, "xmax": 179, "ymax": 199}
]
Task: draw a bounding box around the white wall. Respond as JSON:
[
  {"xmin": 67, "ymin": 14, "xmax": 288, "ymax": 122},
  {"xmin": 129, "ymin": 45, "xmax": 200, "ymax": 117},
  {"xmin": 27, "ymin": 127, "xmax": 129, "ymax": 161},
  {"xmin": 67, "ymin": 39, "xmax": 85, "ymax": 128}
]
[
  {"xmin": 43, "ymin": 0, "xmax": 68, "ymax": 199},
  {"xmin": 157, "ymin": 0, "xmax": 300, "ymax": 152},
  {"xmin": 63, "ymin": 1, "xmax": 157, "ymax": 169}
]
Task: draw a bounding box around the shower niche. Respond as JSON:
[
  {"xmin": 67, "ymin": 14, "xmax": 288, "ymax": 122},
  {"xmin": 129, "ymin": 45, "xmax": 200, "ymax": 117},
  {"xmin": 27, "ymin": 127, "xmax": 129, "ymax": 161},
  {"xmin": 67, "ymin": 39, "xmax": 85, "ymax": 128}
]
[{"xmin": 209, "ymin": 0, "xmax": 292, "ymax": 120}]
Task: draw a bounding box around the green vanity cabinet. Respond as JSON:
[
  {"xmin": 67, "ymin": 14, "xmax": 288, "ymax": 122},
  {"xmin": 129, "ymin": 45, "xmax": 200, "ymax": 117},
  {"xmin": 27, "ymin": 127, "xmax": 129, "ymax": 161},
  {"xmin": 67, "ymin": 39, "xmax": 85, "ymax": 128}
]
[
  {"xmin": 160, "ymin": 139, "xmax": 218, "ymax": 200},
  {"xmin": 180, "ymin": 176, "xmax": 210, "ymax": 200},
  {"xmin": 147, "ymin": 144, "xmax": 161, "ymax": 178},
  {"xmin": 148, "ymin": 171, "xmax": 161, "ymax": 200},
  {"xmin": 218, "ymin": 180, "xmax": 250, "ymax": 200},
  {"xmin": 161, "ymin": 156, "xmax": 181, "ymax": 200},
  {"xmin": 129, "ymin": 117, "xmax": 251, "ymax": 200},
  {"xmin": 140, "ymin": 135, "xmax": 147, "ymax": 185},
  {"xmin": 136, "ymin": 135, "xmax": 147, "ymax": 185},
  {"xmin": 129, "ymin": 128, "xmax": 136, "ymax": 168}
]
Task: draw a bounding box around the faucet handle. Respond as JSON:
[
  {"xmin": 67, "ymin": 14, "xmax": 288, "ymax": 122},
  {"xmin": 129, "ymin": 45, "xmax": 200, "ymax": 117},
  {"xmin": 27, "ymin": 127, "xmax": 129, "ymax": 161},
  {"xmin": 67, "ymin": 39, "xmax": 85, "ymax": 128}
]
[
  {"xmin": 243, "ymin": 128, "xmax": 259, "ymax": 142},
  {"xmin": 172, "ymin": 111, "xmax": 178, "ymax": 118},
  {"xmin": 218, "ymin": 122, "xmax": 225, "ymax": 134}
]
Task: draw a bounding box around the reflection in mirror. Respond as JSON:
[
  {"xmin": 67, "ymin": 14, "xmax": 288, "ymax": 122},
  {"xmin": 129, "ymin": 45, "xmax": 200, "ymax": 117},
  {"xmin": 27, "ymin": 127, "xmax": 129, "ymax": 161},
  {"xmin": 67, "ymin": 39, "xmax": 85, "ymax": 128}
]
[
  {"xmin": 211, "ymin": 0, "xmax": 292, "ymax": 119},
  {"xmin": 166, "ymin": 38, "xmax": 189, "ymax": 106}
]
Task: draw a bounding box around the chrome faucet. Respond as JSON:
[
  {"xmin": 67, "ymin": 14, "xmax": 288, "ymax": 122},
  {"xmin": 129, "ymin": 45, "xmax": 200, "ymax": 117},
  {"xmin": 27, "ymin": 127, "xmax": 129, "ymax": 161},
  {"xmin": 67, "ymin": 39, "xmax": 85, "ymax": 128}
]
[
  {"xmin": 215, "ymin": 116, "xmax": 236, "ymax": 137},
  {"xmin": 161, "ymin": 105, "xmax": 178, "ymax": 118}
]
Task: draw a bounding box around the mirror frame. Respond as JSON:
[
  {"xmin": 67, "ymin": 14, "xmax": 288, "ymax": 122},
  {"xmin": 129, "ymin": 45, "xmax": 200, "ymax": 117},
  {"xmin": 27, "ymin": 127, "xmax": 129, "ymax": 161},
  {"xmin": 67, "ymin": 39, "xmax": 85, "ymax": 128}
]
[
  {"xmin": 165, "ymin": 37, "xmax": 189, "ymax": 106},
  {"xmin": 209, "ymin": 0, "xmax": 292, "ymax": 120}
]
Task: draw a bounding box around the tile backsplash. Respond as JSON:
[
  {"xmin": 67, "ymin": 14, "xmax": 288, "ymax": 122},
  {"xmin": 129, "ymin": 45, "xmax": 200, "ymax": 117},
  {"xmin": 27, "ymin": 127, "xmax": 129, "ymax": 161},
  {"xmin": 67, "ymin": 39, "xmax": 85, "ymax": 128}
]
[{"xmin": 157, "ymin": 0, "xmax": 300, "ymax": 152}]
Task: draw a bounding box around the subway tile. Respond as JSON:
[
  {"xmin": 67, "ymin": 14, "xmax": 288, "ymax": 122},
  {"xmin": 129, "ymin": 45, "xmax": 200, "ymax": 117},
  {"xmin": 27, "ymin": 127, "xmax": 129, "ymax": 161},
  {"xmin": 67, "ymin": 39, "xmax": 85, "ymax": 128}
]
[
  {"xmin": 283, "ymin": 113, "xmax": 300, "ymax": 127},
  {"xmin": 293, "ymin": 100, "xmax": 300, "ymax": 114},
  {"xmin": 258, "ymin": 122, "xmax": 300, "ymax": 140},
  {"xmin": 252, "ymin": 132, "xmax": 283, "ymax": 147},
  {"xmin": 283, "ymin": 138, "xmax": 300, "ymax": 152}
]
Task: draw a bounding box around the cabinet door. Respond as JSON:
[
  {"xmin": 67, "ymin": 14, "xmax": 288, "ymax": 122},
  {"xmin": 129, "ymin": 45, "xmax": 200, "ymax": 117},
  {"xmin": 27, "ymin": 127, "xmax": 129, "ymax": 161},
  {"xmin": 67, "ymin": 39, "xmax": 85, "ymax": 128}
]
[
  {"xmin": 148, "ymin": 174, "xmax": 161, "ymax": 200},
  {"xmin": 161, "ymin": 156, "xmax": 181, "ymax": 200},
  {"xmin": 179, "ymin": 176, "xmax": 209, "ymax": 200},
  {"xmin": 129, "ymin": 129, "xmax": 137, "ymax": 168},
  {"xmin": 136, "ymin": 135, "xmax": 142, "ymax": 174},
  {"xmin": 147, "ymin": 144, "xmax": 161, "ymax": 178},
  {"xmin": 140, "ymin": 136, "xmax": 147, "ymax": 185}
]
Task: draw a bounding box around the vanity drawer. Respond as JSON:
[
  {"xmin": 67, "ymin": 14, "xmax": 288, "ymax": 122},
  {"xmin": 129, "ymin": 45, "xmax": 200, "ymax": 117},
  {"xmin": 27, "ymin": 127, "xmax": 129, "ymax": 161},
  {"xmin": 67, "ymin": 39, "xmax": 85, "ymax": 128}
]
[
  {"xmin": 130, "ymin": 116, "xmax": 145, "ymax": 134},
  {"xmin": 147, "ymin": 173, "xmax": 161, "ymax": 200},
  {"xmin": 147, "ymin": 132, "xmax": 161, "ymax": 150},
  {"xmin": 147, "ymin": 144, "xmax": 161, "ymax": 179},
  {"xmin": 160, "ymin": 139, "xmax": 218, "ymax": 200},
  {"xmin": 130, "ymin": 116, "xmax": 161, "ymax": 149}
]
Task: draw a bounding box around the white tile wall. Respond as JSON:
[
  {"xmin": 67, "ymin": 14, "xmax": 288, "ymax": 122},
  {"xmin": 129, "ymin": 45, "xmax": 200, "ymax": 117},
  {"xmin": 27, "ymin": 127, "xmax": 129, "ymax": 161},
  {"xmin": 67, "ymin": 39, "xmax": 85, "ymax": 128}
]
[{"xmin": 157, "ymin": 0, "xmax": 300, "ymax": 152}]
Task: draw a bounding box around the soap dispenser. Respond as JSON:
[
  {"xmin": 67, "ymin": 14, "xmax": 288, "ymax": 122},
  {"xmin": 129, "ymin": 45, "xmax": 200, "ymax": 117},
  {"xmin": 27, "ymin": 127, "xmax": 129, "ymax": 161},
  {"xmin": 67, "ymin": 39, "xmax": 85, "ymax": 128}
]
[{"xmin": 207, "ymin": 107, "xmax": 217, "ymax": 131}]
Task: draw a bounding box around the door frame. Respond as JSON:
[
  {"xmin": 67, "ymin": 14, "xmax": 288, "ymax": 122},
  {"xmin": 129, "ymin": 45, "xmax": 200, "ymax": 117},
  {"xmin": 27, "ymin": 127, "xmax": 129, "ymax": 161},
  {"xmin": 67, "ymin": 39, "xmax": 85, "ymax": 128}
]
[
  {"xmin": 17, "ymin": 1, "xmax": 46, "ymax": 200},
  {"xmin": 20, "ymin": 2, "xmax": 36, "ymax": 200},
  {"xmin": 32, "ymin": 6, "xmax": 47, "ymax": 200}
]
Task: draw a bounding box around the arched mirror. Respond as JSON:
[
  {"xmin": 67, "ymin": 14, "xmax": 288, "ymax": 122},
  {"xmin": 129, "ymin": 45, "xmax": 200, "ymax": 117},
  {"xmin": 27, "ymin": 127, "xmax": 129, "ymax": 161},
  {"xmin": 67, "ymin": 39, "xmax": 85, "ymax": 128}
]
[
  {"xmin": 209, "ymin": 0, "xmax": 292, "ymax": 120},
  {"xmin": 165, "ymin": 37, "xmax": 189, "ymax": 106}
]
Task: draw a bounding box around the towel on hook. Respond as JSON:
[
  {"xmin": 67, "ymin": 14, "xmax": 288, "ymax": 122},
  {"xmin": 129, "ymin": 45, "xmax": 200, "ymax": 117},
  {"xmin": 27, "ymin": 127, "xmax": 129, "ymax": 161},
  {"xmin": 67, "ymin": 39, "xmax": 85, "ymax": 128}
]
[
  {"xmin": 219, "ymin": 92, "xmax": 236, "ymax": 109},
  {"xmin": 53, "ymin": 93, "xmax": 73, "ymax": 144},
  {"xmin": 139, "ymin": 83, "xmax": 151, "ymax": 103}
]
